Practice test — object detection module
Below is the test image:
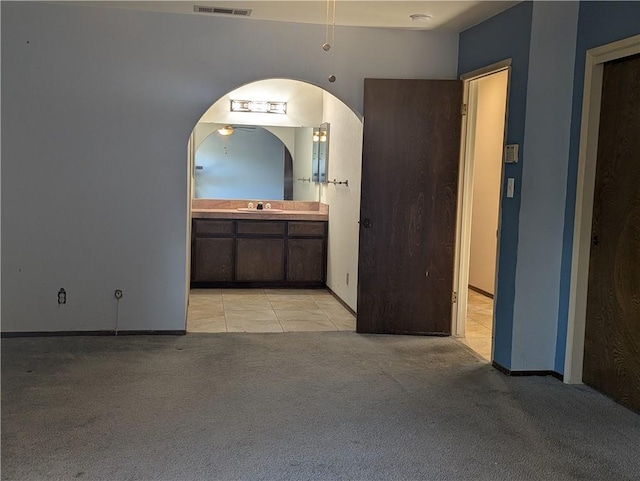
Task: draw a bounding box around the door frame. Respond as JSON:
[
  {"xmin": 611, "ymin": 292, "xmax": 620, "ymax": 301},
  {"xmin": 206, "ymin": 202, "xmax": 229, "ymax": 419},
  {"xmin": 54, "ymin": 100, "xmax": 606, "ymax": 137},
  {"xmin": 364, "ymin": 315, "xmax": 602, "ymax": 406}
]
[
  {"xmin": 452, "ymin": 59, "xmax": 512, "ymax": 348},
  {"xmin": 185, "ymin": 131, "xmax": 195, "ymax": 329},
  {"xmin": 564, "ymin": 34, "xmax": 640, "ymax": 384}
]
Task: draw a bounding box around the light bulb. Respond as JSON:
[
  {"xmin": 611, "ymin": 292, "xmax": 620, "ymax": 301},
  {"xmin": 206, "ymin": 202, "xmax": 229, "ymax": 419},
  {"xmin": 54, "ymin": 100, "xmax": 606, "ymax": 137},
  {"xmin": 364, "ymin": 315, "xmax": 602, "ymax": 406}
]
[{"xmin": 218, "ymin": 126, "xmax": 234, "ymax": 136}]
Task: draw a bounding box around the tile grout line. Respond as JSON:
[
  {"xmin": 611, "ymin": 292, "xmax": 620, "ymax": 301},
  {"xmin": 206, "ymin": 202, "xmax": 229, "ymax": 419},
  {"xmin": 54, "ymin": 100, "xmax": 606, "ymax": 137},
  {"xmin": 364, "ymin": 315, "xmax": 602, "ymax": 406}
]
[
  {"xmin": 316, "ymin": 298, "xmax": 358, "ymax": 331},
  {"xmin": 313, "ymin": 298, "xmax": 341, "ymax": 331},
  {"xmin": 265, "ymin": 292, "xmax": 286, "ymax": 332},
  {"xmin": 222, "ymin": 297, "xmax": 229, "ymax": 333}
]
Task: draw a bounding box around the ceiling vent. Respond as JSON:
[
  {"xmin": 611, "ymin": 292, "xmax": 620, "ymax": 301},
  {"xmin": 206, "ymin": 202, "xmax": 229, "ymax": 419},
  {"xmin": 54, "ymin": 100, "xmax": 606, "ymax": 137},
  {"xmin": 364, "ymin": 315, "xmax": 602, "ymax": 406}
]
[{"xmin": 194, "ymin": 5, "xmax": 252, "ymax": 17}]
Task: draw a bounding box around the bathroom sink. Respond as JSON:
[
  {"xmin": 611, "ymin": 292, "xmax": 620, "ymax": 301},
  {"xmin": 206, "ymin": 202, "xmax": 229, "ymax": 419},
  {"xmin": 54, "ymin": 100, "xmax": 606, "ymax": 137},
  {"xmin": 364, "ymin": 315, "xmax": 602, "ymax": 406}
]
[{"xmin": 236, "ymin": 207, "xmax": 284, "ymax": 213}]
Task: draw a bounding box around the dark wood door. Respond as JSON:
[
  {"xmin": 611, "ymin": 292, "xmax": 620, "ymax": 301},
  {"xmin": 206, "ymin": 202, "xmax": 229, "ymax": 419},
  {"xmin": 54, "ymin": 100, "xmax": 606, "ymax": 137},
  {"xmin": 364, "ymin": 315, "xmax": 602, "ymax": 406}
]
[
  {"xmin": 357, "ymin": 79, "xmax": 462, "ymax": 335},
  {"xmin": 583, "ymin": 54, "xmax": 640, "ymax": 412}
]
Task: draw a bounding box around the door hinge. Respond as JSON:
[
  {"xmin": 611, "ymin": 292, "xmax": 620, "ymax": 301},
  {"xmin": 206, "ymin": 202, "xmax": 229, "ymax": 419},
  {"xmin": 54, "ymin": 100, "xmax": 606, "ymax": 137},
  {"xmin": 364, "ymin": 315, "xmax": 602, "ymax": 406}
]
[
  {"xmin": 461, "ymin": 103, "xmax": 467, "ymax": 116},
  {"xmin": 452, "ymin": 291, "xmax": 458, "ymax": 304}
]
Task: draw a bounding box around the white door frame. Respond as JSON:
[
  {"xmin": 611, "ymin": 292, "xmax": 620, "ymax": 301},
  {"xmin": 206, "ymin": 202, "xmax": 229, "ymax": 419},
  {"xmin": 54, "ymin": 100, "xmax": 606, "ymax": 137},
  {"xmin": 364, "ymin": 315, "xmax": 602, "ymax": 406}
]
[
  {"xmin": 184, "ymin": 131, "xmax": 195, "ymax": 329},
  {"xmin": 452, "ymin": 59, "xmax": 512, "ymax": 349},
  {"xmin": 563, "ymin": 34, "xmax": 640, "ymax": 384}
]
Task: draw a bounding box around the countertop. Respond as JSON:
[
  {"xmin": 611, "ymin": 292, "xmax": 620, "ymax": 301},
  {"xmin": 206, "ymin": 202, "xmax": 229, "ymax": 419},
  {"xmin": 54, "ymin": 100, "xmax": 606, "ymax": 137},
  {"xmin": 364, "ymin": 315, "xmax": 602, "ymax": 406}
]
[{"xmin": 192, "ymin": 208, "xmax": 328, "ymax": 221}]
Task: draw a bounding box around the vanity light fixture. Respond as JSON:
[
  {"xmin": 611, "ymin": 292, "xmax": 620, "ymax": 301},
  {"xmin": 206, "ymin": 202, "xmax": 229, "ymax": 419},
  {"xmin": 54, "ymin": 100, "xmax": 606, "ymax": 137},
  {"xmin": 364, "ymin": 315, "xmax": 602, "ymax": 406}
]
[
  {"xmin": 230, "ymin": 100, "xmax": 287, "ymax": 114},
  {"xmin": 312, "ymin": 130, "xmax": 327, "ymax": 142}
]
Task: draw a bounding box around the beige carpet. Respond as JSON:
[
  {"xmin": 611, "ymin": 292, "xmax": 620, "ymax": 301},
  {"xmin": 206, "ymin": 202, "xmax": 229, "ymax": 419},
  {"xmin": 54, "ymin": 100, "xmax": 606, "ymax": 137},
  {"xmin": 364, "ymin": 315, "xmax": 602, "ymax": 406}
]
[{"xmin": 2, "ymin": 332, "xmax": 640, "ymax": 480}]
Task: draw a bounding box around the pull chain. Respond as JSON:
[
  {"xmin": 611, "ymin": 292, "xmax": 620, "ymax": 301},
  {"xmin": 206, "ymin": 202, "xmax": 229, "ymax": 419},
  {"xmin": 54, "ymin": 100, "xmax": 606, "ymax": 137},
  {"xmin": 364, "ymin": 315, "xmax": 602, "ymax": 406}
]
[
  {"xmin": 323, "ymin": 0, "xmax": 331, "ymax": 51},
  {"xmin": 323, "ymin": 0, "xmax": 337, "ymax": 82}
]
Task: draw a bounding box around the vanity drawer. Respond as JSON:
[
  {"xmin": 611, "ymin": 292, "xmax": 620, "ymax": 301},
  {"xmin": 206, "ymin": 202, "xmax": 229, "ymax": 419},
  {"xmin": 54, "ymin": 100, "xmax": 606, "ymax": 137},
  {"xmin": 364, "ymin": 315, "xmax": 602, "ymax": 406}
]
[
  {"xmin": 193, "ymin": 219, "xmax": 234, "ymax": 236},
  {"xmin": 288, "ymin": 221, "xmax": 327, "ymax": 237},
  {"xmin": 237, "ymin": 221, "xmax": 285, "ymax": 236}
]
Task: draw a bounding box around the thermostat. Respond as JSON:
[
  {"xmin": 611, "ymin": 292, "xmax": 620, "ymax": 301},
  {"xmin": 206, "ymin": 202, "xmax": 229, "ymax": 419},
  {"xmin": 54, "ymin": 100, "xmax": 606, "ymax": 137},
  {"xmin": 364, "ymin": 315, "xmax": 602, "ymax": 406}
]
[{"xmin": 505, "ymin": 144, "xmax": 519, "ymax": 163}]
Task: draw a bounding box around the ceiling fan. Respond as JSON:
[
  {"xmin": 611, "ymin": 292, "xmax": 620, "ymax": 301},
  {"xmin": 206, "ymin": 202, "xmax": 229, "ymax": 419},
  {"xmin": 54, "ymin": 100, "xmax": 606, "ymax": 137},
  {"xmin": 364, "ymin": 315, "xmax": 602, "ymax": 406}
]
[{"xmin": 217, "ymin": 125, "xmax": 257, "ymax": 136}]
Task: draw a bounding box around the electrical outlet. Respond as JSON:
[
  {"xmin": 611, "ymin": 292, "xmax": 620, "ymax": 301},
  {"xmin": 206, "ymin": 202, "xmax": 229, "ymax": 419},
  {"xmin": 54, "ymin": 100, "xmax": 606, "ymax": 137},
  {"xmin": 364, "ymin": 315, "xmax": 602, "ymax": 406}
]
[{"xmin": 57, "ymin": 288, "xmax": 66, "ymax": 305}]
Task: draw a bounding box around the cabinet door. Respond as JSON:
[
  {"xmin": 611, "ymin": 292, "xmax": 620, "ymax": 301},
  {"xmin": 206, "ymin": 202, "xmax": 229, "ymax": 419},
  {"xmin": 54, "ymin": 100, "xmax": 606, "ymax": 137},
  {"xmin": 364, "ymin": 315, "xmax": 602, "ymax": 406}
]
[
  {"xmin": 192, "ymin": 238, "xmax": 234, "ymax": 282},
  {"xmin": 236, "ymin": 239, "xmax": 285, "ymax": 281},
  {"xmin": 287, "ymin": 238, "xmax": 325, "ymax": 282}
]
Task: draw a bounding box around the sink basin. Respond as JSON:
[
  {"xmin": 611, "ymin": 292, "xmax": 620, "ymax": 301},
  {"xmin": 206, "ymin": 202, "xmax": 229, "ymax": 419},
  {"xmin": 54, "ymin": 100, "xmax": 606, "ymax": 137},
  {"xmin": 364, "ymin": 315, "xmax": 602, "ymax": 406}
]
[{"xmin": 236, "ymin": 207, "xmax": 284, "ymax": 213}]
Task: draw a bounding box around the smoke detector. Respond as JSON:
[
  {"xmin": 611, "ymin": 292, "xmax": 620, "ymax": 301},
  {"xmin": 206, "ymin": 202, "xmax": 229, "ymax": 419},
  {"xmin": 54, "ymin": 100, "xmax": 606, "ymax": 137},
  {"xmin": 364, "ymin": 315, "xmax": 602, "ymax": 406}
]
[{"xmin": 409, "ymin": 14, "xmax": 433, "ymax": 23}]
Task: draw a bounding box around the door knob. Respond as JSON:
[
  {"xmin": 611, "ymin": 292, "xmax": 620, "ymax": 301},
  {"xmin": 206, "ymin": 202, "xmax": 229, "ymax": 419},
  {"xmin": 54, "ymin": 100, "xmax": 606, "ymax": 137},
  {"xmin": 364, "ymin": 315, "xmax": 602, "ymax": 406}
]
[{"xmin": 361, "ymin": 218, "xmax": 372, "ymax": 228}]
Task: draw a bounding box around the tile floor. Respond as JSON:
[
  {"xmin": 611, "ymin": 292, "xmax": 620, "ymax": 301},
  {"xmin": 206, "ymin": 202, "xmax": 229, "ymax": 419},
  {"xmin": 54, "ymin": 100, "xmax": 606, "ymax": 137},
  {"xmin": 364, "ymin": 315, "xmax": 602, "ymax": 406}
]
[
  {"xmin": 187, "ymin": 288, "xmax": 356, "ymax": 333},
  {"xmin": 188, "ymin": 287, "xmax": 492, "ymax": 360},
  {"xmin": 458, "ymin": 289, "xmax": 494, "ymax": 361}
]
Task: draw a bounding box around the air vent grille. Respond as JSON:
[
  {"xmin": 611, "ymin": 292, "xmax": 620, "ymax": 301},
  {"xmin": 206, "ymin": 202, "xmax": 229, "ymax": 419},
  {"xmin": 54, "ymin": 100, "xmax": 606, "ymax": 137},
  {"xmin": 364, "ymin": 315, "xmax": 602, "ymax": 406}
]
[{"xmin": 194, "ymin": 5, "xmax": 252, "ymax": 17}]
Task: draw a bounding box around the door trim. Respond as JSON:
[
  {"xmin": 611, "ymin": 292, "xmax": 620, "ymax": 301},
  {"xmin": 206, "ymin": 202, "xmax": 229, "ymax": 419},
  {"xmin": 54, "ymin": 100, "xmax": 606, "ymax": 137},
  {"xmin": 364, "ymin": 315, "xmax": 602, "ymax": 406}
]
[
  {"xmin": 564, "ymin": 34, "xmax": 640, "ymax": 384},
  {"xmin": 185, "ymin": 132, "xmax": 195, "ymax": 329},
  {"xmin": 452, "ymin": 60, "xmax": 511, "ymax": 345}
]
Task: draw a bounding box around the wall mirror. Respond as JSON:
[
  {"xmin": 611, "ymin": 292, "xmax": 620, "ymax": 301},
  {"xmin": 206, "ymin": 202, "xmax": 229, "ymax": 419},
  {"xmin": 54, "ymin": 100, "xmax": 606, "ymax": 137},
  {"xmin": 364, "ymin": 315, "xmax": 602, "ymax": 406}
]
[
  {"xmin": 193, "ymin": 124, "xmax": 320, "ymax": 202},
  {"xmin": 312, "ymin": 123, "xmax": 330, "ymax": 183}
]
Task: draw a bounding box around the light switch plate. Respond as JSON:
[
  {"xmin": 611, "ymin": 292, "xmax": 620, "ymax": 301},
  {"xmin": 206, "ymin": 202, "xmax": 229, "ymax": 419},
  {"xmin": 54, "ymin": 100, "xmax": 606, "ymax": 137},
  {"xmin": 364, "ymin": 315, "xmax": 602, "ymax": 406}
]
[{"xmin": 505, "ymin": 144, "xmax": 519, "ymax": 163}]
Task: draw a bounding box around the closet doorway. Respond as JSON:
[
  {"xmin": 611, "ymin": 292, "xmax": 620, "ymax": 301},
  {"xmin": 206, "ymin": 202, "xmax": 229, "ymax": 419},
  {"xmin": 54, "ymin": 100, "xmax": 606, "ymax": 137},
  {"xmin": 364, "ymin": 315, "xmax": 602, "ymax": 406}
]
[{"xmin": 453, "ymin": 64, "xmax": 510, "ymax": 361}]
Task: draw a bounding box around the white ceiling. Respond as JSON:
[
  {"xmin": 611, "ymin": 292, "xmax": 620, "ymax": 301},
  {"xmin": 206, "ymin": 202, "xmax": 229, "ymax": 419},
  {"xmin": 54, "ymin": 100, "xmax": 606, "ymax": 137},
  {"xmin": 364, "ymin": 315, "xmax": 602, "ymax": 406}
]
[{"xmin": 63, "ymin": 1, "xmax": 520, "ymax": 32}]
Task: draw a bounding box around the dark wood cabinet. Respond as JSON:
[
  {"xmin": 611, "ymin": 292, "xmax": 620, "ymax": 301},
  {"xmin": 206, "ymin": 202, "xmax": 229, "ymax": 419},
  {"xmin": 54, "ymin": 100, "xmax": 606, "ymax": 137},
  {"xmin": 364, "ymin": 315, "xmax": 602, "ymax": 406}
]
[
  {"xmin": 192, "ymin": 238, "xmax": 234, "ymax": 282},
  {"xmin": 237, "ymin": 221, "xmax": 285, "ymax": 236},
  {"xmin": 236, "ymin": 238, "xmax": 285, "ymax": 281},
  {"xmin": 193, "ymin": 220, "xmax": 234, "ymax": 236},
  {"xmin": 287, "ymin": 238, "xmax": 325, "ymax": 282},
  {"xmin": 288, "ymin": 221, "xmax": 326, "ymax": 237},
  {"xmin": 191, "ymin": 218, "xmax": 327, "ymax": 287}
]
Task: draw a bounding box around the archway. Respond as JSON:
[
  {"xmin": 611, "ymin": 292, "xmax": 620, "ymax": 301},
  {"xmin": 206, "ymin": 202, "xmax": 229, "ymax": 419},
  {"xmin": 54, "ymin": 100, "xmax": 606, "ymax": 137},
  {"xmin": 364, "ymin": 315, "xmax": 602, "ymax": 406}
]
[{"xmin": 184, "ymin": 78, "xmax": 364, "ymax": 333}]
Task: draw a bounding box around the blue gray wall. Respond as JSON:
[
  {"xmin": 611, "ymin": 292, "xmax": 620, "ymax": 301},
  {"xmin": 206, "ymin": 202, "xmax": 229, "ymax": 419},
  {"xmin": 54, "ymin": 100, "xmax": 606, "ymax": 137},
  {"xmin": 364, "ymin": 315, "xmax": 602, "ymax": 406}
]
[
  {"xmin": 460, "ymin": 0, "xmax": 639, "ymax": 373},
  {"xmin": 1, "ymin": 2, "xmax": 458, "ymax": 332},
  {"xmin": 511, "ymin": 1, "xmax": 579, "ymax": 371},
  {"xmin": 458, "ymin": 1, "xmax": 533, "ymax": 369},
  {"xmin": 556, "ymin": 1, "xmax": 640, "ymax": 373}
]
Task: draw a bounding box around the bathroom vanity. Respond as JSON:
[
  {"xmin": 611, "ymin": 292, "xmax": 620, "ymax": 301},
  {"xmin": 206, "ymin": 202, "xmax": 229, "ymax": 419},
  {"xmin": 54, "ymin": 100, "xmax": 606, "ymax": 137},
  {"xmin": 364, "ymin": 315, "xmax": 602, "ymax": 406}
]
[{"xmin": 190, "ymin": 200, "xmax": 328, "ymax": 287}]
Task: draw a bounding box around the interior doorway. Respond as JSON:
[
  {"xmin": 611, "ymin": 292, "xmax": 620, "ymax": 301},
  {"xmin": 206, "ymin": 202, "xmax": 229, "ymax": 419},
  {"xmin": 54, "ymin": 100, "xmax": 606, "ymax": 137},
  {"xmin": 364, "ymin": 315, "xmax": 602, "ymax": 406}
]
[
  {"xmin": 184, "ymin": 78, "xmax": 363, "ymax": 334},
  {"xmin": 453, "ymin": 64, "xmax": 510, "ymax": 361},
  {"xmin": 582, "ymin": 52, "xmax": 639, "ymax": 412},
  {"xmin": 565, "ymin": 35, "xmax": 640, "ymax": 387}
]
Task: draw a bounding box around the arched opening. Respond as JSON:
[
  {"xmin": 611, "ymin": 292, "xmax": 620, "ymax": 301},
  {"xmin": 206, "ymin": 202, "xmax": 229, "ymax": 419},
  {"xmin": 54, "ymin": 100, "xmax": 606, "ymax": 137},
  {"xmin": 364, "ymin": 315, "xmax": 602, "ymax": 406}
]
[{"xmin": 185, "ymin": 78, "xmax": 364, "ymax": 333}]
